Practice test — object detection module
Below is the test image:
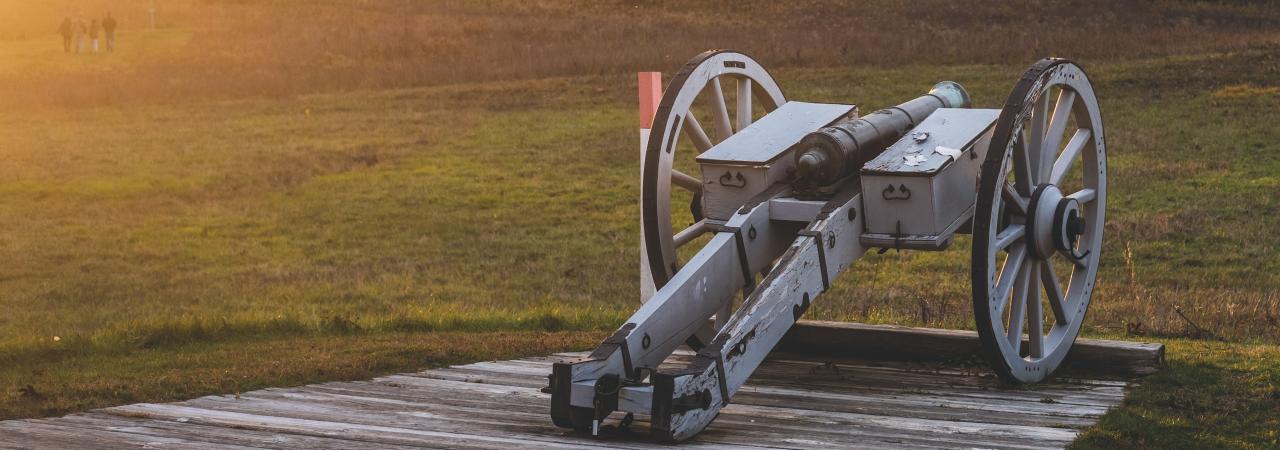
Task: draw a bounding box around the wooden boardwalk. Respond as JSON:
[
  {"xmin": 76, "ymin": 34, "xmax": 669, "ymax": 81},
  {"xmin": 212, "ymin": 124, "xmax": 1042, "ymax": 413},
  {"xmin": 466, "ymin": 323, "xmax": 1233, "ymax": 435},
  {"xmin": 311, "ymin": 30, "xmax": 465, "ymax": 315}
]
[{"xmin": 0, "ymin": 347, "xmax": 1135, "ymax": 449}]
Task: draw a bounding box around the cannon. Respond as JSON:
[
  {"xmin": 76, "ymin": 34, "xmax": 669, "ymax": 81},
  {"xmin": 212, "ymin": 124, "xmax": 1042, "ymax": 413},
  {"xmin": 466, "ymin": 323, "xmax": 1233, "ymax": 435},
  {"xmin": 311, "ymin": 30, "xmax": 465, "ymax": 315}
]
[{"xmin": 550, "ymin": 50, "xmax": 1107, "ymax": 442}]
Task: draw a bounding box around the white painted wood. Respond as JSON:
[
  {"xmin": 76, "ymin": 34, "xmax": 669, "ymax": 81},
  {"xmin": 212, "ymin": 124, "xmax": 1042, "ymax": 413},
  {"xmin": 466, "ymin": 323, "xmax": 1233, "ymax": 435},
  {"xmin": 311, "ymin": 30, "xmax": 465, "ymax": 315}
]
[
  {"xmin": 973, "ymin": 61, "xmax": 1108, "ymax": 384},
  {"xmin": 697, "ymin": 102, "xmax": 854, "ymax": 165},
  {"xmin": 1028, "ymin": 92, "xmax": 1049, "ymax": 184},
  {"xmin": 564, "ymin": 202, "xmax": 793, "ymax": 412},
  {"xmin": 1051, "ymin": 129, "xmax": 1091, "ymax": 185},
  {"xmin": 641, "ymin": 51, "xmax": 786, "ymax": 297},
  {"xmin": 735, "ymin": 77, "xmax": 752, "ymax": 131},
  {"xmin": 860, "ymin": 108, "xmax": 998, "ymax": 244},
  {"xmin": 766, "ymin": 198, "xmax": 825, "ymax": 223},
  {"xmin": 671, "ymin": 169, "xmax": 703, "ymax": 193},
  {"xmin": 654, "ymin": 193, "xmax": 865, "ymax": 441},
  {"xmin": 862, "ymin": 109, "xmax": 1000, "ymax": 175},
  {"xmin": 105, "ymin": 403, "xmax": 614, "ymax": 450},
  {"xmin": 672, "ymin": 219, "xmax": 713, "ymax": 248},
  {"xmin": 696, "ymin": 101, "xmax": 854, "ymax": 221},
  {"xmin": 684, "ymin": 114, "xmax": 714, "ymax": 152},
  {"xmin": 1043, "ymin": 90, "xmax": 1078, "ymax": 179},
  {"xmin": 709, "ymin": 77, "xmax": 733, "ymax": 142}
]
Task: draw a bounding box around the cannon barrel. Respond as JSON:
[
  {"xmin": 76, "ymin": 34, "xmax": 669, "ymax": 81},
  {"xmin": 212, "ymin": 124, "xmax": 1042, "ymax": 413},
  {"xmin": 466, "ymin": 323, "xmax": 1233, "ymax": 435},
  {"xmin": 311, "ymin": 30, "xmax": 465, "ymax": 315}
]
[{"xmin": 794, "ymin": 81, "xmax": 971, "ymax": 186}]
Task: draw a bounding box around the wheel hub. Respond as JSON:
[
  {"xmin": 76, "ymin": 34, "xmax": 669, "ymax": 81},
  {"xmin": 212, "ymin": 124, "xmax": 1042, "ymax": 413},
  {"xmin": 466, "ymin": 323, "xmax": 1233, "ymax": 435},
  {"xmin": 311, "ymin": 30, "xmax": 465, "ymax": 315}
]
[
  {"xmin": 1026, "ymin": 184, "xmax": 1083, "ymax": 260},
  {"xmin": 1053, "ymin": 197, "xmax": 1086, "ymax": 258}
]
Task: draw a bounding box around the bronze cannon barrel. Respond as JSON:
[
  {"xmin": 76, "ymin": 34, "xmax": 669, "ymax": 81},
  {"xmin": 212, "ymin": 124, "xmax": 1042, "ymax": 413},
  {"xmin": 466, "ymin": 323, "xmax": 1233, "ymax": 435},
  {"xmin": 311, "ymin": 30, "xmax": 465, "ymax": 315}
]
[{"xmin": 794, "ymin": 81, "xmax": 971, "ymax": 186}]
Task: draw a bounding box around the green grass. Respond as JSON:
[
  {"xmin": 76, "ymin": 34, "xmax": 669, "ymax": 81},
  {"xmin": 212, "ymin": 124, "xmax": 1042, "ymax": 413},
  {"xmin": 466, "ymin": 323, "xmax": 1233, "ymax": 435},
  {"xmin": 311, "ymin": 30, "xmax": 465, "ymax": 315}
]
[
  {"xmin": 3, "ymin": 51, "xmax": 1276, "ymax": 352},
  {"xmin": 1, "ymin": 330, "xmax": 605, "ymax": 420},
  {"xmin": 1071, "ymin": 340, "xmax": 1280, "ymax": 449},
  {"xmin": 0, "ymin": 22, "xmax": 1277, "ymax": 446},
  {"xmin": 0, "ymin": 77, "xmax": 643, "ymax": 352}
]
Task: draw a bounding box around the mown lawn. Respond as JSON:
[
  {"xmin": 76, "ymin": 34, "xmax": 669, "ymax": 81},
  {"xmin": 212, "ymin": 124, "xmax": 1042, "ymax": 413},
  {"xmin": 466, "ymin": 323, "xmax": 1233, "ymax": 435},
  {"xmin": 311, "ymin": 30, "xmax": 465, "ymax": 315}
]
[
  {"xmin": 0, "ymin": 22, "xmax": 1277, "ymax": 447},
  {"xmin": 2, "ymin": 331, "xmax": 605, "ymax": 420},
  {"xmin": 1072, "ymin": 339, "xmax": 1280, "ymax": 449},
  {"xmin": 3, "ymin": 48, "xmax": 1275, "ymax": 350}
]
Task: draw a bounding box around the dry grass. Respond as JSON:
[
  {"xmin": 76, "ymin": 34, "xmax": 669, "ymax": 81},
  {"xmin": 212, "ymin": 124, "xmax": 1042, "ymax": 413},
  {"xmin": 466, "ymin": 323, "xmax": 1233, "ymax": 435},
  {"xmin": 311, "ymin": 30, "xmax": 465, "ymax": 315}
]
[
  {"xmin": 2, "ymin": 0, "xmax": 1278, "ymax": 108},
  {"xmin": 0, "ymin": 2, "xmax": 1275, "ymax": 340},
  {"xmin": 1, "ymin": 50, "xmax": 1274, "ymax": 356},
  {"xmin": 0, "ymin": 2, "xmax": 1277, "ymax": 437},
  {"xmin": 1071, "ymin": 338, "xmax": 1280, "ymax": 449},
  {"xmin": 0, "ymin": 330, "xmax": 603, "ymax": 420}
]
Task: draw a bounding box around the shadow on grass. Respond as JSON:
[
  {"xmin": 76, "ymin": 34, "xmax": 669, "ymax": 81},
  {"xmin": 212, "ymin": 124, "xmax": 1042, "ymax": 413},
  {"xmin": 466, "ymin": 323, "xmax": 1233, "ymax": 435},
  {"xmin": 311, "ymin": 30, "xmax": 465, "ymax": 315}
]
[
  {"xmin": 0, "ymin": 330, "xmax": 608, "ymax": 420},
  {"xmin": 0, "ymin": 308, "xmax": 627, "ymax": 369},
  {"xmin": 1071, "ymin": 342, "xmax": 1280, "ymax": 449}
]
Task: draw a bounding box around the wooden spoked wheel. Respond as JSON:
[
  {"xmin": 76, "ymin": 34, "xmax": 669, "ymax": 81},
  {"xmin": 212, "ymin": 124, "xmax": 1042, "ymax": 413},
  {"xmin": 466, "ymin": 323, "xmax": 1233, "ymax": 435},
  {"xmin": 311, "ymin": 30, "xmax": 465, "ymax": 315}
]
[
  {"xmin": 972, "ymin": 59, "xmax": 1107, "ymax": 383},
  {"xmin": 642, "ymin": 50, "xmax": 785, "ymax": 289}
]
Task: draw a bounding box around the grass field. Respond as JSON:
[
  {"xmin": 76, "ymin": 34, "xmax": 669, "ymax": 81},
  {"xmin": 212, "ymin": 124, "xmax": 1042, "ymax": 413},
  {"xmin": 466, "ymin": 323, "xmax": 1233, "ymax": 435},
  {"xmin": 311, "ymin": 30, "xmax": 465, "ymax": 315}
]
[{"xmin": 1, "ymin": 1, "xmax": 1278, "ymax": 447}]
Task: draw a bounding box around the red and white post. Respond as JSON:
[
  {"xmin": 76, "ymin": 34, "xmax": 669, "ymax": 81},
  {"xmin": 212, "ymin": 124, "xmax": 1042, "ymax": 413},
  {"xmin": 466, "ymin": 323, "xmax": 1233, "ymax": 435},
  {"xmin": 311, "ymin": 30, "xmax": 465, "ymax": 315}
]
[{"xmin": 638, "ymin": 72, "xmax": 662, "ymax": 302}]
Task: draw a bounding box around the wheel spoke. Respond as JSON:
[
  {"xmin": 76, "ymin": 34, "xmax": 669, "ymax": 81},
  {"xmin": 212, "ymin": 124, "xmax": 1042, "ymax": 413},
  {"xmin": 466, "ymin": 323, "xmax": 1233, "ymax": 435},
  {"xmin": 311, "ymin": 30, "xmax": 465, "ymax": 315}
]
[
  {"xmin": 708, "ymin": 77, "xmax": 733, "ymax": 142},
  {"xmin": 736, "ymin": 77, "xmax": 753, "ymax": 131},
  {"xmin": 995, "ymin": 224, "xmax": 1025, "ymax": 250},
  {"xmin": 995, "ymin": 244, "xmax": 1027, "ymax": 317},
  {"xmin": 1042, "ymin": 261, "xmax": 1069, "ymax": 325},
  {"xmin": 1041, "ymin": 90, "xmax": 1077, "ymax": 181},
  {"xmin": 683, "ymin": 114, "xmax": 714, "ymax": 152},
  {"xmin": 1002, "ymin": 183, "xmax": 1029, "ymax": 216},
  {"xmin": 672, "ymin": 169, "xmax": 703, "ymax": 193},
  {"xmin": 1006, "ymin": 260, "xmax": 1031, "ymax": 349},
  {"xmin": 1025, "ymin": 93, "xmax": 1050, "ymax": 185},
  {"xmin": 1066, "ymin": 187, "xmax": 1096, "ymax": 204},
  {"xmin": 1026, "ymin": 260, "xmax": 1044, "ymax": 358},
  {"xmin": 673, "ymin": 220, "xmax": 710, "ymax": 248},
  {"xmin": 1011, "ymin": 131, "xmax": 1035, "ymax": 197},
  {"xmin": 1049, "ymin": 129, "xmax": 1091, "ymax": 185}
]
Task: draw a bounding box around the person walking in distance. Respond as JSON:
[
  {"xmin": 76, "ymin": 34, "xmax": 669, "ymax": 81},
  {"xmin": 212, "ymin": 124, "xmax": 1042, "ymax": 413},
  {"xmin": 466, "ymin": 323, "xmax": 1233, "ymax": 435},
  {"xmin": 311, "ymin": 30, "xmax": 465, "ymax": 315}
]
[
  {"xmin": 102, "ymin": 13, "xmax": 117, "ymax": 53},
  {"xmin": 89, "ymin": 19, "xmax": 100, "ymax": 54},
  {"xmin": 74, "ymin": 18, "xmax": 86, "ymax": 54},
  {"xmin": 58, "ymin": 17, "xmax": 73, "ymax": 53}
]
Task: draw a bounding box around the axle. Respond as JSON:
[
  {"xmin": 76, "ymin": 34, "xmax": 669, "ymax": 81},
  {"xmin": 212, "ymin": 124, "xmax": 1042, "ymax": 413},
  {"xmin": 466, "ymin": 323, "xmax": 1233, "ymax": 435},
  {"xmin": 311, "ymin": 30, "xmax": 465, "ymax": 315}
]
[{"xmin": 794, "ymin": 81, "xmax": 971, "ymax": 186}]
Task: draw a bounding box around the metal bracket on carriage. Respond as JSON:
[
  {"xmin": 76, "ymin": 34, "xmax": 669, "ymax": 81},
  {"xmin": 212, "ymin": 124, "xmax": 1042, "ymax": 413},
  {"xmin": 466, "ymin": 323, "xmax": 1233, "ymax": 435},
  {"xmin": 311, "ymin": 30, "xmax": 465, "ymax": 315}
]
[
  {"xmin": 882, "ymin": 183, "xmax": 912, "ymax": 200},
  {"xmin": 717, "ymin": 171, "xmax": 747, "ymax": 188}
]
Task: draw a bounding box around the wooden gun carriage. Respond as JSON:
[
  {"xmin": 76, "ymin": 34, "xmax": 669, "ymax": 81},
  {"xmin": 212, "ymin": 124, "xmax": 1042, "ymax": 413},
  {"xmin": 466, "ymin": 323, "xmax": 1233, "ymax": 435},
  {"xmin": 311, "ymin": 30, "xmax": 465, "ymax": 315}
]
[{"xmin": 550, "ymin": 50, "xmax": 1108, "ymax": 442}]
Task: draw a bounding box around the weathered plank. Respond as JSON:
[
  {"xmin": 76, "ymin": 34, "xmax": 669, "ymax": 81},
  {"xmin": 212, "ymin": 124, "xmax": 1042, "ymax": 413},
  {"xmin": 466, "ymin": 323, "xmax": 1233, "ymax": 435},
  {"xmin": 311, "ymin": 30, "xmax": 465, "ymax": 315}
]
[
  {"xmin": 0, "ymin": 330, "xmax": 1151, "ymax": 450},
  {"xmin": 522, "ymin": 355, "xmax": 1129, "ymax": 401},
  {"xmin": 287, "ymin": 376, "xmax": 1049, "ymax": 448},
  {"xmin": 458, "ymin": 355, "xmax": 1128, "ymax": 416},
  {"xmin": 215, "ymin": 386, "xmax": 1053, "ymax": 450},
  {"xmin": 33, "ymin": 412, "xmax": 427, "ymax": 450},
  {"xmin": 0, "ymin": 419, "xmax": 265, "ymax": 450},
  {"xmin": 778, "ymin": 320, "xmax": 1165, "ymax": 376},
  {"xmin": 750, "ymin": 360, "xmax": 1127, "ymax": 402},
  {"xmin": 417, "ymin": 359, "xmax": 1119, "ymax": 427},
  {"xmin": 279, "ymin": 378, "xmax": 1065, "ymax": 449},
  {"xmin": 104, "ymin": 403, "xmax": 620, "ymax": 450}
]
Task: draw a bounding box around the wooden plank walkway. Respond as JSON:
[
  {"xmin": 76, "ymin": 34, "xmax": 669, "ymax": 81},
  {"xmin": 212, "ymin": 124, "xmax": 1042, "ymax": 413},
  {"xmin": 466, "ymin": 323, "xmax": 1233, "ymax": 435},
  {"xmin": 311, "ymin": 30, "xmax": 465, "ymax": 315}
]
[{"xmin": 0, "ymin": 348, "xmax": 1135, "ymax": 449}]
